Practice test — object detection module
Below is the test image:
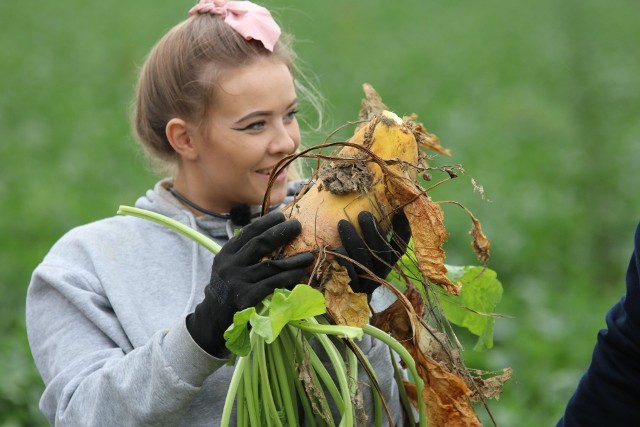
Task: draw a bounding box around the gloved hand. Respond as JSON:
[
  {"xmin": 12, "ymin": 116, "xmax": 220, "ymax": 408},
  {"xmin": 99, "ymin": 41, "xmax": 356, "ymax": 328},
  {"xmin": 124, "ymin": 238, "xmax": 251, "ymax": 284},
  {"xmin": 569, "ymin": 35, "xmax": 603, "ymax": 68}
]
[
  {"xmin": 187, "ymin": 211, "xmax": 314, "ymax": 357},
  {"xmin": 336, "ymin": 210, "xmax": 411, "ymax": 296}
]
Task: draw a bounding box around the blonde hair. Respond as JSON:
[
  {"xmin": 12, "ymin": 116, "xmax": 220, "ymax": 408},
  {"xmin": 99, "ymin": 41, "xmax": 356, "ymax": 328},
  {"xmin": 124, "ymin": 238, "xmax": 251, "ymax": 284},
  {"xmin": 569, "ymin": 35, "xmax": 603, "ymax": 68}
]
[{"xmin": 133, "ymin": 13, "xmax": 322, "ymax": 175}]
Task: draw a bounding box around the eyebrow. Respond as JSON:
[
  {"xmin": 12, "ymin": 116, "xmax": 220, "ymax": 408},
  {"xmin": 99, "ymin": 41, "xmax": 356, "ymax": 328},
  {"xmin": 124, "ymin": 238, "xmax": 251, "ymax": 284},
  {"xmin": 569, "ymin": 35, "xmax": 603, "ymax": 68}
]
[{"xmin": 234, "ymin": 99, "xmax": 298, "ymax": 124}]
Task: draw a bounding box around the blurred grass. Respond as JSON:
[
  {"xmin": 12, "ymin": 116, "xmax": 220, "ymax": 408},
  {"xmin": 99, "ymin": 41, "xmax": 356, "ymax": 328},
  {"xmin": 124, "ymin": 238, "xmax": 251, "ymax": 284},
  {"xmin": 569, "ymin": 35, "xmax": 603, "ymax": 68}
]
[{"xmin": 2, "ymin": 0, "xmax": 640, "ymax": 425}]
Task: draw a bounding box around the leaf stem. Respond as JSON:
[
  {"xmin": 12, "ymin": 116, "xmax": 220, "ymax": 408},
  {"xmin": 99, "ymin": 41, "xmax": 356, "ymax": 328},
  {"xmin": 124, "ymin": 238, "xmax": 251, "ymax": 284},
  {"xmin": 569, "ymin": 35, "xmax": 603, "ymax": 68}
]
[
  {"xmin": 117, "ymin": 206, "xmax": 222, "ymax": 254},
  {"xmin": 347, "ymin": 349, "xmax": 361, "ymax": 425},
  {"xmin": 286, "ymin": 325, "xmax": 342, "ymax": 419},
  {"xmin": 243, "ymin": 361, "xmax": 259, "ymax": 427},
  {"xmin": 268, "ymin": 339, "xmax": 298, "ymax": 426},
  {"xmin": 363, "ymin": 324, "xmax": 427, "ymax": 426},
  {"xmin": 289, "ymin": 320, "xmax": 363, "ymax": 340},
  {"xmin": 275, "ymin": 330, "xmax": 308, "ymax": 425},
  {"xmin": 221, "ymin": 353, "xmax": 250, "ymax": 427},
  {"xmin": 255, "ymin": 336, "xmax": 282, "ymax": 427},
  {"xmin": 301, "ymin": 317, "xmax": 354, "ymax": 427},
  {"xmin": 391, "ymin": 350, "xmax": 416, "ymax": 426},
  {"xmin": 348, "ymin": 340, "xmax": 384, "ymax": 427}
]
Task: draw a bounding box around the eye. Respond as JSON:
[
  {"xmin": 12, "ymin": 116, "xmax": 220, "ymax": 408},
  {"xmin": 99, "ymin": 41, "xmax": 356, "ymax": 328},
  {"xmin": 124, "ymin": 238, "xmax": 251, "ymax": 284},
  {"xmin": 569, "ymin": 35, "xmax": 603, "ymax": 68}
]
[
  {"xmin": 236, "ymin": 120, "xmax": 266, "ymax": 132},
  {"xmin": 284, "ymin": 109, "xmax": 298, "ymax": 123}
]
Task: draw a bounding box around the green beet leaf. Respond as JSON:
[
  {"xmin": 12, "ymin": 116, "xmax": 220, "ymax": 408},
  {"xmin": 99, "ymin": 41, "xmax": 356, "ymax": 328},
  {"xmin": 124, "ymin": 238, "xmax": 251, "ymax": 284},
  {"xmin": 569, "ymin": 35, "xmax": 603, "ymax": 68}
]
[
  {"xmin": 224, "ymin": 307, "xmax": 256, "ymax": 357},
  {"xmin": 440, "ymin": 265, "xmax": 503, "ymax": 351},
  {"xmin": 251, "ymin": 284, "xmax": 326, "ymax": 344},
  {"xmin": 223, "ymin": 284, "xmax": 326, "ymax": 356},
  {"xmin": 387, "ymin": 247, "xmax": 503, "ymax": 352}
]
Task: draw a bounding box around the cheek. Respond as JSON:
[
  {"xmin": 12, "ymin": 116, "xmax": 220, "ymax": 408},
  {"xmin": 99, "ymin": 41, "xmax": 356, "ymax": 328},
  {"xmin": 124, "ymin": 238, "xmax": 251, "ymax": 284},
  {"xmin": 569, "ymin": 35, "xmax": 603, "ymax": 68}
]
[
  {"xmin": 290, "ymin": 123, "xmax": 302, "ymax": 150},
  {"xmin": 209, "ymin": 137, "xmax": 263, "ymax": 169},
  {"xmin": 200, "ymin": 146, "xmax": 253, "ymax": 185}
]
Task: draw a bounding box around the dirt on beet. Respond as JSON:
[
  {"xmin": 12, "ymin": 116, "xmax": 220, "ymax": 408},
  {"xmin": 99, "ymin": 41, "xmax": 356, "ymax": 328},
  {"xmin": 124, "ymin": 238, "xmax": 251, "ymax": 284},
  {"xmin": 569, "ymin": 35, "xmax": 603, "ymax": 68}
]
[{"xmin": 317, "ymin": 160, "xmax": 374, "ymax": 195}]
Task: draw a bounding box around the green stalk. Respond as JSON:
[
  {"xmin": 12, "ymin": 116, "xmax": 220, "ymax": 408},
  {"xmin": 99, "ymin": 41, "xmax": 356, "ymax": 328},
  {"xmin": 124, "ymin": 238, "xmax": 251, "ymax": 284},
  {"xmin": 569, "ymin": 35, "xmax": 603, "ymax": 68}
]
[
  {"xmin": 269, "ymin": 337, "xmax": 299, "ymax": 426},
  {"xmin": 221, "ymin": 353, "xmax": 251, "ymax": 427},
  {"xmin": 279, "ymin": 327, "xmax": 322, "ymax": 426},
  {"xmin": 274, "ymin": 331, "xmax": 304, "ymax": 423},
  {"xmin": 286, "ymin": 325, "xmax": 343, "ymax": 415},
  {"xmin": 298, "ymin": 318, "xmax": 354, "ymax": 427},
  {"xmin": 347, "ymin": 349, "xmax": 361, "ymax": 425},
  {"xmin": 363, "ymin": 324, "xmax": 427, "ymax": 426},
  {"xmin": 289, "ymin": 325, "xmax": 345, "ymax": 420},
  {"xmin": 391, "ymin": 350, "xmax": 416, "ymax": 426},
  {"xmin": 347, "ymin": 340, "xmax": 383, "ymax": 427},
  {"xmin": 251, "ymin": 349, "xmax": 260, "ymax": 420},
  {"xmin": 237, "ymin": 375, "xmax": 246, "ymax": 427},
  {"xmin": 266, "ymin": 344, "xmax": 284, "ymax": 410},
  {"xmin": 243, "ymin": 360, "xmax": 260, "ymax": 427},
  {"xmin": 117, "ymin": 206, "xmax": 222, "ymax": 254},
  {"xmin": 289, "ymin": 320, "xmax": 362, "ymax": 340},
  {"xmin": 255, "ymin": 336, "xmax": 282, "ymax": 427}
]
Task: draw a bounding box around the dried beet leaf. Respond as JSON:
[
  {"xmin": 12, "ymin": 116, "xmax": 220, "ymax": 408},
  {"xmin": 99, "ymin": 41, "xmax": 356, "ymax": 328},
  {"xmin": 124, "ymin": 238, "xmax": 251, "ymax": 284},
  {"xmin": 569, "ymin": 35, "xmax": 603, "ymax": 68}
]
[
  {"xmin": 371, "ymin": 286, "xmax": 483, "ymax": 426},
  {"xmin": 387, "ymin": 176, "xmax": 459, "ymax": 295},
  {"xmin": 322, "ymin": 261, "xmax": 370, "ymax": 328}
]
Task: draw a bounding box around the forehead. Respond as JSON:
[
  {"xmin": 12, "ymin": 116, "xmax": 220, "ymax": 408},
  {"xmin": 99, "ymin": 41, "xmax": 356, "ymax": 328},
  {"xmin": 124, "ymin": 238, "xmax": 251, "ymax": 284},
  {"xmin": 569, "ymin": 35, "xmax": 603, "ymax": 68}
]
[{"xmin": 213, "ymin": 60, "xmax": 296, "ymax": 114}]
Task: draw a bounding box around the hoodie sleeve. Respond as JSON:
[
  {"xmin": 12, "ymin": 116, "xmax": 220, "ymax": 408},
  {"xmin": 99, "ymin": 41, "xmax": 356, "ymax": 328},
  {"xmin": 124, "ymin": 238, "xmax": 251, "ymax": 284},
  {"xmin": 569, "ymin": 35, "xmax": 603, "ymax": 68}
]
[
  {"xmin": 26, "ymin": 233, "xmax": 227, "ymax": 426},
  {"xmin": 556, "ymin": 222, "xmax": 640, "ymax": 426}
]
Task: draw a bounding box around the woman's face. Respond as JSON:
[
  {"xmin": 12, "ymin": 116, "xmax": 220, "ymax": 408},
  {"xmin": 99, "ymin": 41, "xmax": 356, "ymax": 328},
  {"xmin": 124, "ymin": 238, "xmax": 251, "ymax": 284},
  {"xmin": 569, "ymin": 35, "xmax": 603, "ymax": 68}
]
[{"xmin": 179, "ymin": 59, "xmax": 301, "ymax": 213}]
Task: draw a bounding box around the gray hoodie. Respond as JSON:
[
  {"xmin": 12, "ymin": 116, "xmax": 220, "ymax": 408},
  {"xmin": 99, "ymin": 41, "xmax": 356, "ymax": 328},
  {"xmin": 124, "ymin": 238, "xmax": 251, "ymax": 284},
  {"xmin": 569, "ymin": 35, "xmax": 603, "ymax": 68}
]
[{"xmin": 27, "ymin": 179, "xmax": 402, "ymax": 426}]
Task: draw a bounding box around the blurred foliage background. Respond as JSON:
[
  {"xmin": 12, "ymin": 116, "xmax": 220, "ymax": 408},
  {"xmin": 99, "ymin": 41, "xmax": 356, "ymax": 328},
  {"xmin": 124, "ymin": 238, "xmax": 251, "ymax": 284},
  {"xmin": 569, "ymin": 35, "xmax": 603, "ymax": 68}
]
[{"xmin": 2, "ymin": 0, "xmax": 639, "ymax": 425}]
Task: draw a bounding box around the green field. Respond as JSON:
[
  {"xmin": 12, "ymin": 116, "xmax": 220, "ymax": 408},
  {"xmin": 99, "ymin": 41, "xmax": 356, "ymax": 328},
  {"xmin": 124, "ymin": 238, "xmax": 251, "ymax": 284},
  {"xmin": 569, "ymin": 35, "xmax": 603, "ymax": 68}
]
[{"xmin": 2, "ymin": 0, "xmax": 640, "ymax": 425}]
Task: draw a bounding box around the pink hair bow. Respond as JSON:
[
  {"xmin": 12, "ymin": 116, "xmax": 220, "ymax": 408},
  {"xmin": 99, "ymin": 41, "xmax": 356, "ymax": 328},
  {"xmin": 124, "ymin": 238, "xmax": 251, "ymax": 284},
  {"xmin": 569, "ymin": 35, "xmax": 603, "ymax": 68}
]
[{"xmin": 188, "ymin": 0, "xmax": 281, "ymax": 52}]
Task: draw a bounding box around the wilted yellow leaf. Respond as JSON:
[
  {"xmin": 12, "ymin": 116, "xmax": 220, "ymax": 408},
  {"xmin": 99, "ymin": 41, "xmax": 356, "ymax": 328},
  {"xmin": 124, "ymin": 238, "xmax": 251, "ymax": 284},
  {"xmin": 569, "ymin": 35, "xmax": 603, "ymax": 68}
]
[
  {"xmin": 419, "ymin": 355, "xmax": 482, "ymax": 427},
  {"xmin": 387, "ymin": 177, "xmax": 460, "ymax": 295},
  {"xmin": 372, "ymin": 285, "xmax": 483, "ymax": 426},
  {"xmin": 323, "ymin": 261, "xmax": 370, "ymax": 328},
  {"xmin": 410, "ymin": 120, "xmax": 452, "ymax": 157},
  {"xmin": 470, "ymin": 217, "xmax": 491, "ymax": 263}
]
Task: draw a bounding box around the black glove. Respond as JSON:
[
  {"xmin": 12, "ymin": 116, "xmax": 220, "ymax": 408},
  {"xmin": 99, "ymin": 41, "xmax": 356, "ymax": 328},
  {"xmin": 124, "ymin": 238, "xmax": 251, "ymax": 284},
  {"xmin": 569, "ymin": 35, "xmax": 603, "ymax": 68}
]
[
  {"xmin": 336, "ymin": 210, "xmax": 411, "ymax": 296},
  {"xmin": 186, "ymin": 211, "xmax": 314, "ymax": 357}
]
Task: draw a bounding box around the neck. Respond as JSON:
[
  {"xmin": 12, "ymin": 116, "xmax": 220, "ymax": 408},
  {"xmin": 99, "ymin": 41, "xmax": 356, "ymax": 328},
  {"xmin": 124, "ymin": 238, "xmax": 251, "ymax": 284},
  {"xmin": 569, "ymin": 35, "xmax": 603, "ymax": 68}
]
[{"xmin": 168, "ymin": 185, "xmax": 255, "ymax": 226}]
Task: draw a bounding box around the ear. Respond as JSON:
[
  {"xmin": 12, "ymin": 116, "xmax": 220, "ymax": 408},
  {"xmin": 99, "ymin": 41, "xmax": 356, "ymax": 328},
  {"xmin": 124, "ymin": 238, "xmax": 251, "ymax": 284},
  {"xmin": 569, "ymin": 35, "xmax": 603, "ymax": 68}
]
[{"xmin": 166, "ymin": 118, "xmax": 198, "ymax": 161}]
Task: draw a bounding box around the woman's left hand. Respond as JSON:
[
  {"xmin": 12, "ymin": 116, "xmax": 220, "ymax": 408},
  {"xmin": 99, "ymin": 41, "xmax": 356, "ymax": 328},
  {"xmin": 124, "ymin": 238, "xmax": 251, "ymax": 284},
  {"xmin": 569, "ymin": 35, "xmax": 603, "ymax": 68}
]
[{"xmin": 335, "ymin": 210, "xmax": 411, "ymax": 296}]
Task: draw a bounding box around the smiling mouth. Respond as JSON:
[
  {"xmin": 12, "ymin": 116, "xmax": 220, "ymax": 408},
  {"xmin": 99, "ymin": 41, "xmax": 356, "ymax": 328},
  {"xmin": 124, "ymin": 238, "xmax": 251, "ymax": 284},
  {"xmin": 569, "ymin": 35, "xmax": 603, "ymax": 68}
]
[{"xmin": 256, "ymin": 167, "xmax": 285, "ymax": 177}]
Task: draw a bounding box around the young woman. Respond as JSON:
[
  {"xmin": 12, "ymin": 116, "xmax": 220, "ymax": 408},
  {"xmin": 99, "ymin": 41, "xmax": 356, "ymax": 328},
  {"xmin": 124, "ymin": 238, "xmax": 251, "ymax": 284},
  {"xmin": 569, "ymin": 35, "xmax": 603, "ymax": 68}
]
[{"xmin": 27, "ymin": 1, "xmax": 408, "ymax": 425}]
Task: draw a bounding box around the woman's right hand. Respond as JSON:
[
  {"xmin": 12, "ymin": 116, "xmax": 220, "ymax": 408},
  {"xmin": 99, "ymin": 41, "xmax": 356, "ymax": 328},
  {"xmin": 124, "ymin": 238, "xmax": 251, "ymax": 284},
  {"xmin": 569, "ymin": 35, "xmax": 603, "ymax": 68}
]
[{"xmin": 186, "ymin": 211, "xmax": 314, "ymax": 357}]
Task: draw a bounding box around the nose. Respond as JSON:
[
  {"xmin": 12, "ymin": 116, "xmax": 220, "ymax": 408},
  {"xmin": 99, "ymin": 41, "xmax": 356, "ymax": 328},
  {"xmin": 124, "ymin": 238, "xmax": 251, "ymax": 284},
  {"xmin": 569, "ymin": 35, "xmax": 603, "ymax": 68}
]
[{"xmin": 269, "ymin": 121, "xmax": 300, "ymax": 154}]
